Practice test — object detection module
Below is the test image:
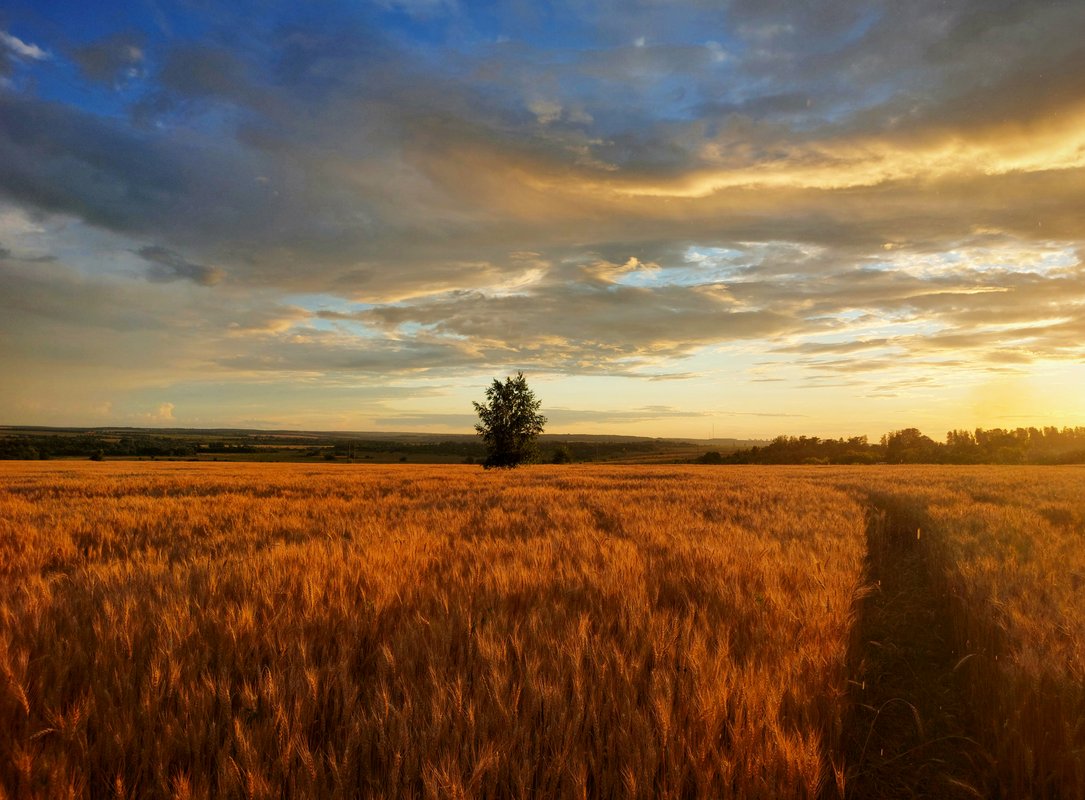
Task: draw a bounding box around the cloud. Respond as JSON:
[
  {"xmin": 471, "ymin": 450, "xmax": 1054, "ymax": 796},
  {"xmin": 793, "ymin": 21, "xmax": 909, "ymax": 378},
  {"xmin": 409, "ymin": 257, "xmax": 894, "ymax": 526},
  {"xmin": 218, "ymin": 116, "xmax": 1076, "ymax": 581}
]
[
  {"xmin": 374, "ymin": 405, "xmax": 709, "ymax": 430},
  {"xmin": 0, "ymin": 257, "xmax": 170, "ymax": 333},
  {"xmin": 0, "ymin": 31, "xmax": 49, "ymax": 62},
  {"xmin": 373, "ymin": 0, "xmax": 457, "ymax": 19},
  {"xmin": 528, "ymin": 98, "xmax": 563, "ymax": 125},
  {"xmin": 374, "ymin": 403, "xmax": 809, "ymax": 431},
  {"xmin": 0, "ymin": 90, "xmax": 260, "ymax": 245},
  {"xmin": 359, "ymin": 275, "xmax": 797, "ymax": 372},
  {"xmin": 71, "ymin": 34, "xmax": 144, "ymax": 84},
  {"xmin": 1, "ymin": 1, "xmax": 1081, "ymax": 290},
  {"xmin": 150, "ymin": 402, "xmax": 174, "ymax": 421},
  {"xmin": 2, "ymin": 0, "xmax": 1085, "ymax": 431},
  {"xmin": 137, "ymin": 245, "xmax": 225, "ymax": 286},
  {"xmin": 213, "ymin": 333, "xmax": 480, "ymax": 376},
  {"xmin": 0, "ymin": 239, "xmax": 54, "ymax": 263},
  {"xmin": 134, "ymin": 43, "xmax": 282, "ymax": 120}
]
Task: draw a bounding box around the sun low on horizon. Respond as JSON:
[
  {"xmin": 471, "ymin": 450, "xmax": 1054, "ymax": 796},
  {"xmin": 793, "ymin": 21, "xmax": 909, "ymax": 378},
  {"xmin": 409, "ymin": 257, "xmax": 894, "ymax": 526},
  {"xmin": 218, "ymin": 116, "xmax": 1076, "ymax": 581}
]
[{"xmin": 1, "ymin": 0, "xmax": 1083, "ymax": 441}]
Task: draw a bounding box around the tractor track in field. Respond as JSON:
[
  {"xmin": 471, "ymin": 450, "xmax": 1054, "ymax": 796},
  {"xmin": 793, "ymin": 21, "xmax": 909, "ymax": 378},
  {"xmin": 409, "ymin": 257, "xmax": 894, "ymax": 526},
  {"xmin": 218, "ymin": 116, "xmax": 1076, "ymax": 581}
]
[{"xmin": 834, "ymin": 500, "xmax": 995, "ymax": 799}]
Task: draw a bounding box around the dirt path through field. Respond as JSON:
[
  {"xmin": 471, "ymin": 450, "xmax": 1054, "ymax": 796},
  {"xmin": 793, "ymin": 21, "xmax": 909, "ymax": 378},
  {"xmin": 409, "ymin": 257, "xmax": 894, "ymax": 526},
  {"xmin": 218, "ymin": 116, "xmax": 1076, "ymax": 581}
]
[{"xmin": 834, "ymin": 501, "xmax": 993, "ymax": 799}]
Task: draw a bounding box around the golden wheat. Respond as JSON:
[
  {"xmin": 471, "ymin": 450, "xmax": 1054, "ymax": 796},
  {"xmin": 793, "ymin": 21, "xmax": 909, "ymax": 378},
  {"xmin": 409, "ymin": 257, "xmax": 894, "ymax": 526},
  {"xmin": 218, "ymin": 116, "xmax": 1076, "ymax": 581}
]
[
  {"xmin": 819, "ymin": 466, "xmax": 1085, "ymax": 798},
  {"xmin": 6, "ymin": 462, "xmax": 1082, "ymax": 798},
  {"xmin": 0, "ymin": 462, "xmax": 866, "ymax": 799}
]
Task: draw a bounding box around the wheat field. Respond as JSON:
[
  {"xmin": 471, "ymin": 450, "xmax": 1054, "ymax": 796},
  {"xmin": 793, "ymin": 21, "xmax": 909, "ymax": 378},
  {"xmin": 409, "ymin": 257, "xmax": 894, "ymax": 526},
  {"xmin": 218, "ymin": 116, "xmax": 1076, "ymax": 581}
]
[
  {"xmin": 0, "ymin": 462, "xmax": 867, "ymax": 799},
  {"xmin": 2, "ymin": 462, "xmax": 1084, "ymax": 798},
  {"xmin": 826, "ymin": 467, "xmax": 1085, "ymax": 799}
]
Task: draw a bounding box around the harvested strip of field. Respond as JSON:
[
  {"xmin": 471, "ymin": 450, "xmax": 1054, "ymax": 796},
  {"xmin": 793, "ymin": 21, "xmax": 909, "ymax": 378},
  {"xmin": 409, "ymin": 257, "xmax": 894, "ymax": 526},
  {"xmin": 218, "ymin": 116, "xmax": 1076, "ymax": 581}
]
[{"xmin": 0, "ymin": 463, "xmax": 866, "ymax": 799}]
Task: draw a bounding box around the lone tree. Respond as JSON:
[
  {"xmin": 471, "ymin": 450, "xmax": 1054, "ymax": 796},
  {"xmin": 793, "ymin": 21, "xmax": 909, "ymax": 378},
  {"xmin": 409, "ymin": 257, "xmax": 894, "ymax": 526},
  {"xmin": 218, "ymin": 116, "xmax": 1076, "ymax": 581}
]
[{"xmin": 473, "ymin": 372, "xmax": 547, "ymax": 469}]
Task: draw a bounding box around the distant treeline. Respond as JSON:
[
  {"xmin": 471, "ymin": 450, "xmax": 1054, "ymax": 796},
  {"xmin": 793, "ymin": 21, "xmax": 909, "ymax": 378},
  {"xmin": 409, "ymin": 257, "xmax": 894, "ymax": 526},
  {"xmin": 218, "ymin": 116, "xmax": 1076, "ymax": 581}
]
[
  {"xmin": 0, "ymin": 431, "xmax": 667, "ymax": 463},
  {"xmin": 0, "ymin": 434, "xmax": 204, "ymax": 460},
  {"xmin": 5, "ymin": 426, "xmax": 1085, "ymax": 465},
  {"xmin": 703, "ymin": 426, "xmax": 1085, "ymax": 465},
  {"xmin": 0, "ymin": 433, "xmax": 476, "ymax": 461}
]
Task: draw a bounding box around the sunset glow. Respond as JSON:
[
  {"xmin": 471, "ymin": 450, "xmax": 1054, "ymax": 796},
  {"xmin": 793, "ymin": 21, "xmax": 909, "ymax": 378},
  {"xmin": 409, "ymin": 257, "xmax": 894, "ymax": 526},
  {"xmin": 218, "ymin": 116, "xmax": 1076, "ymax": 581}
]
[{"xmin": 2, "ymin": 0, "xmax": 1083, "ymax": 437}]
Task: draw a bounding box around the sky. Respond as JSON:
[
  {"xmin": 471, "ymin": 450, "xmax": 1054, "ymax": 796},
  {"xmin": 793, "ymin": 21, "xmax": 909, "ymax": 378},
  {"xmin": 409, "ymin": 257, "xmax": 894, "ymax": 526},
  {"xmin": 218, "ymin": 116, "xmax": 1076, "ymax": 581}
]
[{"xmin": 1, "ymin": 0, "xmax": 1084, "ymax": 439}]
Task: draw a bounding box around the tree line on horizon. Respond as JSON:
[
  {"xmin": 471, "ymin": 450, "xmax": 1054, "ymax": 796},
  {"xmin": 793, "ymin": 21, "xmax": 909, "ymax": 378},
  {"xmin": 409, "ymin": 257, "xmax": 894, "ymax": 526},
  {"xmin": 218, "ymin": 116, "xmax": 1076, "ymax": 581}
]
[
  {"xmin": 3, "ymin": 421, "xmax": 1084, "ymax": 466},
  {"xmin": 0, "ymin": 430, "xmax": 662, "ymax": 463},
  {"xmin": 702, "ymin": 425, "xmax": 1085, "ymax": 465}
]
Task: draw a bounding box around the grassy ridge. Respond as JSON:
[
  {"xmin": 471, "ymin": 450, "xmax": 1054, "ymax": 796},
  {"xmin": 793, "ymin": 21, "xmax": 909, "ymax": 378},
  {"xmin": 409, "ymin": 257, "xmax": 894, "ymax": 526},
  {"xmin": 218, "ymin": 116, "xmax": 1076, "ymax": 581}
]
[{"xmin": 0, "ymin": 463, "xmax": 865, "ymax": 799}]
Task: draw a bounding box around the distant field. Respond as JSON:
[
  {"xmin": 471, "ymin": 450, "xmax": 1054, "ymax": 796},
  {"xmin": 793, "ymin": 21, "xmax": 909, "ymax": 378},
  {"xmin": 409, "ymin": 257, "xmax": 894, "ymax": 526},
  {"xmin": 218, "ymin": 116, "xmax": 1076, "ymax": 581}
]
[{"xmin": 1, "ymin": 462, "xmax": 1083, "ymax": 798}]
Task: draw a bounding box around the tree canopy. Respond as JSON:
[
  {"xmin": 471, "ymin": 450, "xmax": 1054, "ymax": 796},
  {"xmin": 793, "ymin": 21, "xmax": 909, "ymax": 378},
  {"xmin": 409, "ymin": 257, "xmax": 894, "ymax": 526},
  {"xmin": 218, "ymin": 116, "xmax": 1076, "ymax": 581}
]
[{"xmin": 472, "ymin": 373, "xmax": 547, "ymax": 469}]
